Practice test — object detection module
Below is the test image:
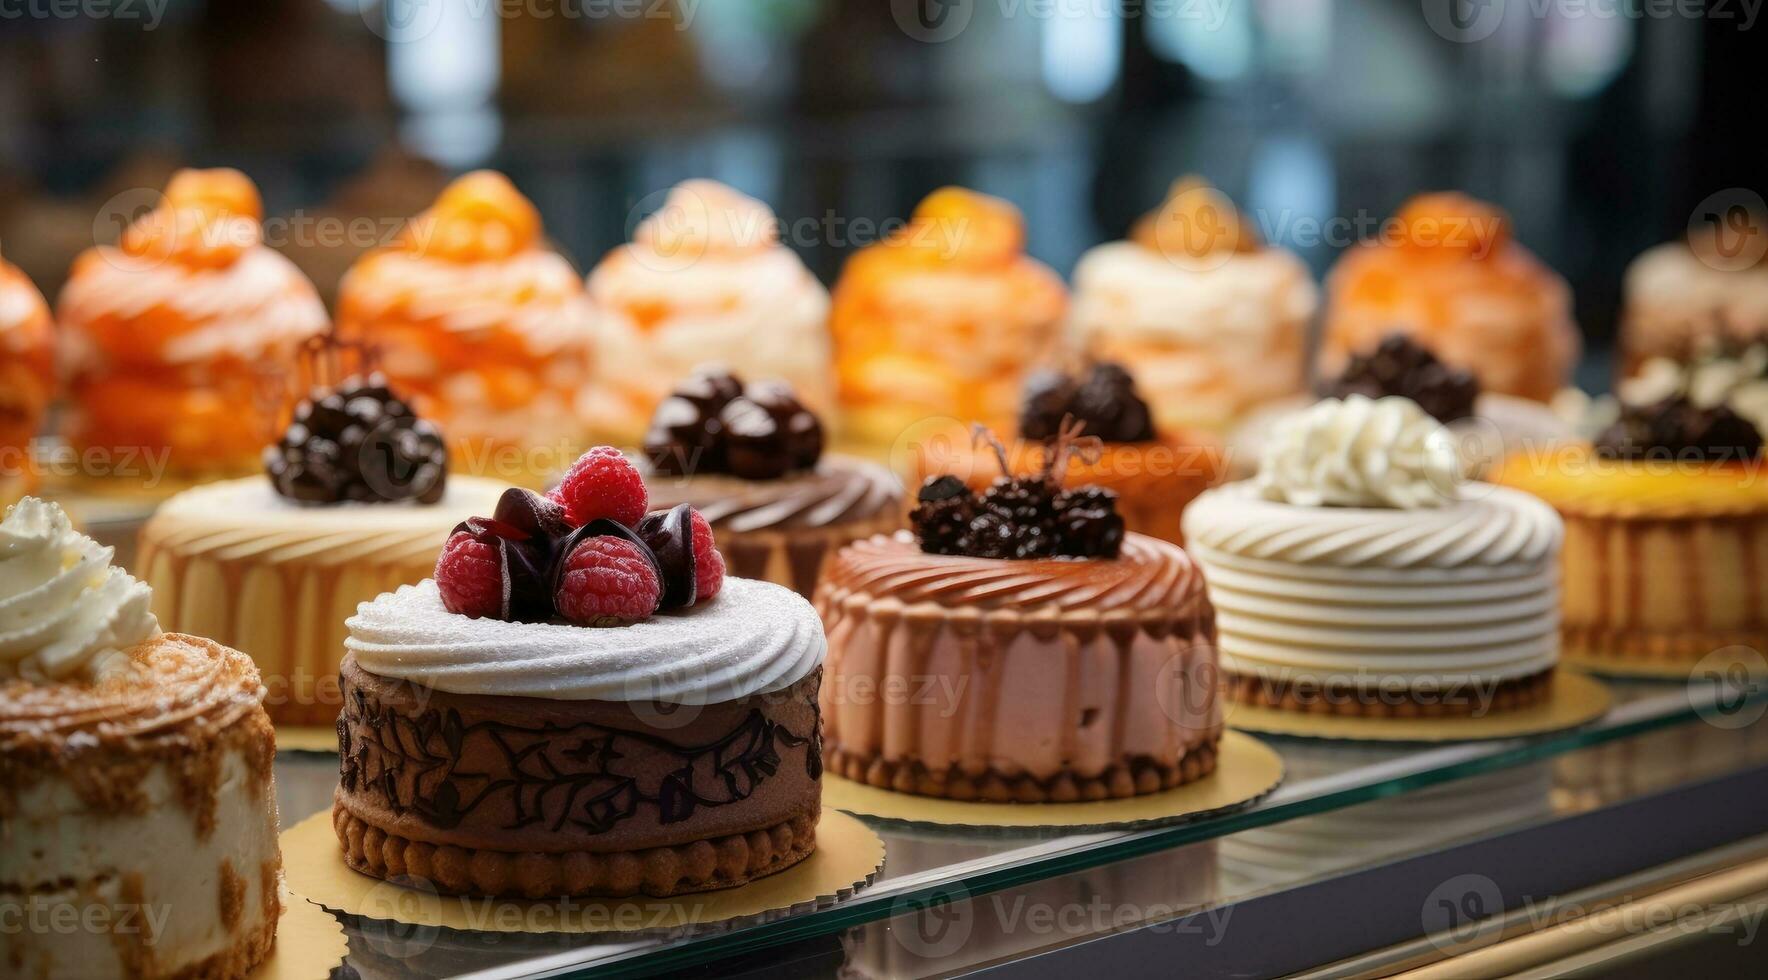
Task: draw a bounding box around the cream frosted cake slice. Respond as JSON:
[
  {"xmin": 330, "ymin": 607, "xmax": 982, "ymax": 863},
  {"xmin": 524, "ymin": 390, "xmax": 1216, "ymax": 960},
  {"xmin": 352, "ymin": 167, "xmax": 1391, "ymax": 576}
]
[{"xmin": 1184, "ymin": 395, "xmax": 1564, "ymax": 716}]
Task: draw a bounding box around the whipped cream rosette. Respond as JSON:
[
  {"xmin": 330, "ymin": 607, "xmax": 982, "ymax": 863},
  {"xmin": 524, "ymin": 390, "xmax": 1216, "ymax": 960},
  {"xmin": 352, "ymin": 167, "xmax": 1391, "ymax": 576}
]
[
  {"xmin": 1, "ymin": 497, "xmax": 282, "ymax": 980},
  {"xmin": 57, "ymin": 168, "xmax": 329, "ymax": 478},
  {"xmin": 585, "ymin": 180, "xmax": 833, "ymax": 444},
  {"xmin": 1067, "ymin": 178, "xmax": 1318, "ymax": 432},
  {"xmin": 1185, "ymin": 396, "xmax": 1565, "ymax": 716},
  {"xmin": 0, "ymin": 250, "xmax": 52, "ymax": 503},
  {"xmin": 338, "ymin": 171, "xmax": 597, "ymax": 474}
]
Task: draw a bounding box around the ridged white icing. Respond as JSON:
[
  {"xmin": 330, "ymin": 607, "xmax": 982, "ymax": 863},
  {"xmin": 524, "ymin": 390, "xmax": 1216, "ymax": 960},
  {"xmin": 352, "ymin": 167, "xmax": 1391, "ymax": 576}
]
[
  {"xmin": 1183, "ymin": 481, "xmax": 1563, "ymax": 686},
  {"xmin": 1257, "ymin": 395, "xmax": 1463, "ymax": 509},
  {"xmin": 0, "ymin": 498, "xmax": 158, "ymax": 681},
  {"xmin": 346, "ymin": 577, "xmax": 826, "ymax": 704}
]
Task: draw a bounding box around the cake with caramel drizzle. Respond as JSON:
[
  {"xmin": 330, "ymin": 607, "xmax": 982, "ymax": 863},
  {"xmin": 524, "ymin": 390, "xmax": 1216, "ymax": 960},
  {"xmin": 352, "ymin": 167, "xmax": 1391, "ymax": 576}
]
[
  {"xmin": 138, "ymin": 341, "xmax": 504, "ymax": 726},
  {"xmin": 1, "ymin": 498, "xmax": 281, "ymax": 979},
  {"xmin": 817, "ymin": 422, "xmax": 1221, "ymax": 801},
  {"xmin": 1494, "ymin": 396, "xmax": 1767, "ymax": 669},
  {"xmin": 641, "ymin": 367, "xmax": 902, "ymax": 597}
]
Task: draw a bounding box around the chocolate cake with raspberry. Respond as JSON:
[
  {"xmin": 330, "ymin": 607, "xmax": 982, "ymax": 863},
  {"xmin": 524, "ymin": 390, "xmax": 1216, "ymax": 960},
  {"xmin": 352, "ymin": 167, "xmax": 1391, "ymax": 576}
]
[
  {"xmin": 640, "ymin": 368, "xmax": 902, "ymax": 597},
  {"xmin": 332, "ymin": 447, "xmax": 827, "ymax": 898}
]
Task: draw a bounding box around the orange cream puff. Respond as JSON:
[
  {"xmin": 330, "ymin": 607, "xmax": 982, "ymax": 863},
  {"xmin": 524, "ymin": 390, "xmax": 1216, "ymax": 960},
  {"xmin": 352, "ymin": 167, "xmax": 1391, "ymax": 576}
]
[
  {"xmin": 830, "ymin": 187, "xmax": 1067, "ymax": 446},
  {"xmin": 584, "ymin": 180, "xmax": 832, "ymax": 445},
  {"xmin": 57, "ymin": 169, "xmax": 329, "ymax": 482},
  {"xmin": 1322, "ymin": 192, "xmax": 1579, "ymax": 403},
  {"xmin": 1068, "ymin": 177, "xmax": 1318, "ymax": 432},
  {"xmin": 1, "ymin": 249, "xmax": 53, "ymax": 503},
  {"xmin": 337, "ymin": 171, "xmax": 596, "ymax": 480}
]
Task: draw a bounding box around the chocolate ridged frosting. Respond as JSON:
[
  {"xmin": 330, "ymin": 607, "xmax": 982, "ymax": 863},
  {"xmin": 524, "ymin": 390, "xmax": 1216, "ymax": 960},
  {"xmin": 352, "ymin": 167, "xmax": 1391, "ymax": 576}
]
[
  {"xmin": 644, "ymin": 455, "xmax": 901, "ymax": 534},
  {"xmin": 820, "ymin": 530, "xmax": 1207, "ymax": 615}
]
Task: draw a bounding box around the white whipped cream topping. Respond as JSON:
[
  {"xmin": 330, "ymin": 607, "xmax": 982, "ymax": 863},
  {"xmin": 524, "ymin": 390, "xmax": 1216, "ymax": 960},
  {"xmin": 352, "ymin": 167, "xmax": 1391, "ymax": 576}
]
[
  {"xmin": 1257, "ymin": 395, "xmax": 1463, "ymax": 509},
  {"xmin": 0, "ymin": 498, "xmax": 158, "ymax": 681},
  {"xmin": 346, "ymin": 577, "xmax": 825, "ymax": 704}
]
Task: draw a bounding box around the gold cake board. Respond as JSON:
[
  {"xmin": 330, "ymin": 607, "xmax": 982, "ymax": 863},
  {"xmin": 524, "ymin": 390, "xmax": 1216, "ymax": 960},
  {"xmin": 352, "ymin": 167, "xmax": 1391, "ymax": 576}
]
[
  {"xmin": 274, "ymin": 726, "xmax": 339, "ymax": 754},
  {"xmin": 1565, "ymin": 647, "xmax": 1768, "ymax": 683},
  {"xmin": 253, "ymin": 887, "xmax": 348, "ymax": 980},
  {"xmin": 280, "ymin": 808, "xmax": 884, "ymax": 935},
  {"xmin": 1225, "ymin": 670, "xmax": 1613, "ymax": 742},
  {"xmin": 821, "ymin": 730, "xmax": 1281, "ymax": 830}
]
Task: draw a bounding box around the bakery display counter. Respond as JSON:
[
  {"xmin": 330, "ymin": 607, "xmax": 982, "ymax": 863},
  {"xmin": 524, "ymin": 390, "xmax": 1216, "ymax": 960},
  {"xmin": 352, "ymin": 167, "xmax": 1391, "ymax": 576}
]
[{"xmin": 272, "ymin": 674, "xmax": 1768, "ymax": 977}]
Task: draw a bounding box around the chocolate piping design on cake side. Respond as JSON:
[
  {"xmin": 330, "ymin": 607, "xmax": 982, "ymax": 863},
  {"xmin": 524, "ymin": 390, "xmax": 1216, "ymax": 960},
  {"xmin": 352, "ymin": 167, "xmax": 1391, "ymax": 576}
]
[{"xmin": 337, "ymin": 688, "xmax": 817, "ymax": 833}]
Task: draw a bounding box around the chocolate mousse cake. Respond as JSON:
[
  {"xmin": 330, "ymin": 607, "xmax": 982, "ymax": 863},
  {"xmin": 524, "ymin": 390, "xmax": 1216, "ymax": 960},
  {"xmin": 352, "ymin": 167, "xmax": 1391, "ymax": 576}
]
[
  {"xmin": 2, "ymin": 498, "xmax": 282, "ymax": 979},
  {"xmin": 642, "ymin": 368, "xmax": 902, "ymax": 597},
  {"xmin": 817, "ymin": 423, "xmax": 1222, "ymax": 801},
  {"xmin": 1185, "ymin": 395, "xmax": 1565, "ymax": 715},
  {"xmin": 332, "ymin": 448, "xmax": 827, "ymax": 898}
]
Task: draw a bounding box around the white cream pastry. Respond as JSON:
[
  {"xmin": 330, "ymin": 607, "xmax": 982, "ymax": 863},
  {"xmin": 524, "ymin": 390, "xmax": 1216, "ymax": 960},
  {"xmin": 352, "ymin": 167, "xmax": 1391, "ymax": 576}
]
[
  {"xmin": 1183, "ymin": 398, "xmax": 1564, "ymax": 714},
  {"xmin": 585, "ymin": 180, "xmax": 833, "ymax": 443},
  {"xmin": 347, "ymin": 576, "xmax": 825, "ymax": 704},
  {"xmin": 136, "ymin": 475, "xmax": 507, "ymax": 725},
  {"xmin": 1066, "ymin": 185, "xmax": 1318, "ymax": 432},
  {"xmin": 1622, "ymin": 241, "xmax": 1768, "ymax": 367},
  {"xmin": 1, "ymin": 498, "xmax": 282, "ymax": 980}
]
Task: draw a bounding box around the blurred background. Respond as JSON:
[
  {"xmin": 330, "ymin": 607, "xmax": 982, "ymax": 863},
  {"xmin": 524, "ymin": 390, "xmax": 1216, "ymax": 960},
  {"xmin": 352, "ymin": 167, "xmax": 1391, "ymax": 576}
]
[{"xmin": 0, "ymin": 0, "xmax": 1761, "ymax": 383}]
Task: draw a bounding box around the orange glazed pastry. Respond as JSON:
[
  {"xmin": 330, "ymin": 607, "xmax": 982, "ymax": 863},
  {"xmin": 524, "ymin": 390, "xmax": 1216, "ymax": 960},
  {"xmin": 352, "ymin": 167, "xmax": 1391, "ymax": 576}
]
[
  {"xmin": 830, "ymin": 187, "xmax": 1067, "ymax": 446},
  {"xmin": 1068, "ymin": 178, "xmax": 1318, "ymax": 432},
  {"xmin": 907, "ymin": 362, "xmax": 1223, "ymax": 544},
  {"xmin": 818, "ymin": 431, "xmax": 1221, "ymax": 801},
  {"xmin": 1493, "ymin": 397, "xmax": 1767, "ymax": 669},
  {"xmin": 585, "ymin": 180, "xmax": 833, "ymax": 445},
  {"xmin": 337, "ymin": 171, "xmax": 596, "ymax": 478},
  {"xmin": 1322, "ymin": 192, "xmax": 1579, "ymax": 403},
  {"xmin": 57, "ymin": 168, "xmax": 328, "ymax": 481},
  {"xmin": 1, "ymin": 248, "xmax": 53, "ymax": 504}
]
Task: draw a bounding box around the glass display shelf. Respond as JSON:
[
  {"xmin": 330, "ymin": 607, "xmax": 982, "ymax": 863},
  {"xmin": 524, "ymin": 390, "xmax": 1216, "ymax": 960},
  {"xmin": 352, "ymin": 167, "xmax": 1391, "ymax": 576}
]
[{"xmin": 272, "ymin": 674, "xmax": 1768, "ymax": 978}]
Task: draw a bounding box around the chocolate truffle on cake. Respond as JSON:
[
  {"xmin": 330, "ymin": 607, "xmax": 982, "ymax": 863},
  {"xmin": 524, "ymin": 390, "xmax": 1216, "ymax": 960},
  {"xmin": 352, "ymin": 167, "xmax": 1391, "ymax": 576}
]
[
  {"xmin": 333, "ymin": 447, "xmax": 827, "ymax": 898},
  {"xmin": 640, "ymin": 367, "xmax": 901, "ymax": 597}
]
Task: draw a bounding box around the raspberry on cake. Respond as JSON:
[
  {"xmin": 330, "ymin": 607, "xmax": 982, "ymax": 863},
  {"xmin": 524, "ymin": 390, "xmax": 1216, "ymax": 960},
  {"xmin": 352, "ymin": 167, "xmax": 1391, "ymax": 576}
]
[
  {"xmin": 1185, "ymin": 395, "xmax": 1566, "ymax": 716},
  {"xmin": 137, "ymin": 347, "xmax": 505, "ymax": 726},
  {"xmin": 817, "ymin": 427, "xmax": 1222, "ymax": 801},
  {"xmin": 2, "ymin": 498, "xmax": 282, "ymax": 980},
  {"xmin": 333, "ymin": 448, "xmax": 827, "ymax": 898},
  {"xmin": 640, "ymin": 367, "xmax": 902, "ymax": 597}
]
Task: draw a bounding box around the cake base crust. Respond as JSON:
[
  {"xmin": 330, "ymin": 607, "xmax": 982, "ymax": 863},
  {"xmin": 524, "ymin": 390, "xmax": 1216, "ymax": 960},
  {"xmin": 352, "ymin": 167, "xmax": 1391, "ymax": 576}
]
[
  {"xmin": 1224, "ymin": 669, "xmax": 1556, "ymax": 717},
  {"xmin": 333, "ymin": 801, "xmax": 819, "ymax": 899},
  {"xmin": 825, "ymin": 738, "xmax": 1219, "ymax": 802},
  {"xmin": 1564, "ymin": 626, "xmax": 1768, "ymax": 668}
]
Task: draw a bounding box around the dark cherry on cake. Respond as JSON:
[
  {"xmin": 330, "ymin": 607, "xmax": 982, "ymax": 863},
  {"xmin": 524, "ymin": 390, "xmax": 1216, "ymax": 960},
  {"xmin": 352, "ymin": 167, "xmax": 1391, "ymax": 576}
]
[
  {"xmin": 640, "ymin": 367, "xmax": 904, "ymax": 598},
  {"xmin": 646, "ymin": 368, "xmax": 823, "ymax": 479},
  {"xmin": 265, "ymin": 372, "xmax": 448, "ymax": 505},
  {"xmin": 1594, "ymin": 395, "xmax": 1764, "ymax": 462},
  {"xmin": 912, "ymin": 360, "xmax": 1223, "ymax": 546},
  {"xmin": 1320, "ymin": 332, "xmax": 1479, "ymax": 424},
  {"xmin": 436, "ymin": 446, "xmax": 726, "ymax": 626},
  {"xmin": 912, "ymin": 418, "xmax": 1126, "ymax": 560}
]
